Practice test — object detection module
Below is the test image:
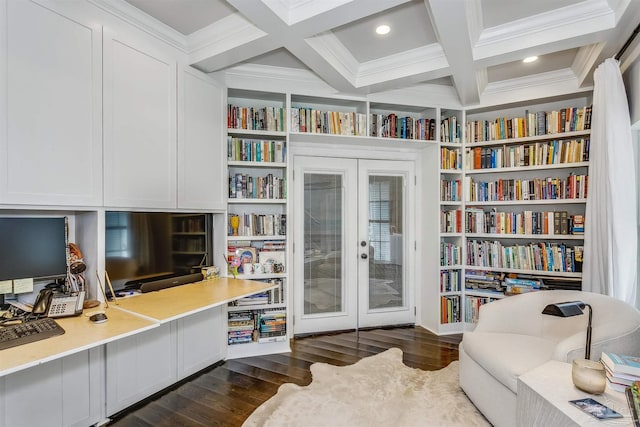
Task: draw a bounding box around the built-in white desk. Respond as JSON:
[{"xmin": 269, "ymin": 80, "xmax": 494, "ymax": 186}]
[{"xmin": 0, "ymin": 278, "xmax": 279, "ymax": 427}]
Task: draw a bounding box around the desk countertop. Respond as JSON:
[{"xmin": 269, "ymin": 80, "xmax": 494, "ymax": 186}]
[
  {"xmin": 0, "ymin": 306, "xmax": 156, "ymax": 377},
  {"xmin": 0, "ymin": 278, "xmax": 276, "ymax": 377},
  {"xmin": 110, "ymin": 278, "xmax": 277, "ymax": 322}
]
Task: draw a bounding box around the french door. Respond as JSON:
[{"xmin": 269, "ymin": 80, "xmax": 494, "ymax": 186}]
[{"xmin": 293, "ymin": 156, "xmax": 415, "ymax": 335}]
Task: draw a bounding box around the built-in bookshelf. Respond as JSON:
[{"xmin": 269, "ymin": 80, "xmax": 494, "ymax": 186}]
[
  {"xmin": 226, "ymin": 89, "xmax": 290, "ymax": 359},
  {"xmin": 450, "ymin": 97, "xmax": 592, "ymax": 331},
  {"xmin": 438, "ymin": 109, "xmax": 464, "ymax": 329}
]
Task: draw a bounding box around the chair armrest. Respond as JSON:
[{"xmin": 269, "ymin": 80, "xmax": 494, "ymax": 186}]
[{"xmin": 474, "ymin": 294, "xmax": 543, "ymax": 335}]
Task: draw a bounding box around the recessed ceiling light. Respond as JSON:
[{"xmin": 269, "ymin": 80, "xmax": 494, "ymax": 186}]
[
  {"xmin": 523, "ymin": 56, "xmax": 538, "ymax": 63},
  {"xmin": 376, "ymin": 25, "xmax": 390, "ymax": 35}
]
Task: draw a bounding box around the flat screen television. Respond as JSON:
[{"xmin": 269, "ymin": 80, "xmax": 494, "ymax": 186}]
[
  {"xmin": 105, "ymin": 211, "xmax": 212, "ymax": 293},
  {"xmin": 0, "ymin": 217, "xmax": 68, "ymax": 282}
]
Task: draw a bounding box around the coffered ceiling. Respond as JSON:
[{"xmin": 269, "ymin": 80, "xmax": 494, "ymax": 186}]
[{"xmin": 108, "ymin": 0, "xmax": 639, "ymax": 108}]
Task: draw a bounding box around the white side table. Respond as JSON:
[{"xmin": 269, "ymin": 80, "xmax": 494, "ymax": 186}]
[{"xmin": 517, "ymin": 360, "xmax": 633, "ymax": 426}]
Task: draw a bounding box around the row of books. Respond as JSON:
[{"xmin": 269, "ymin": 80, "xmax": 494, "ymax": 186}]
[
  {"xmin": 464, "ymin": 175, "xmax": 588, "ymax": 202},
  {"xmin": 441, "ymin": 178, "xmax": 462, "ymax": 202},
  {"xmin": 228, "ymin": 173, "xmax": 286, "ymax": 200},
  {"xmin": 370, "ymin": 114, "xmax": 436, "ymax": 140},
  {"xmin": 466, "ymin": 240, "xmax": 583, "ymax": 273},
  {"xmin": 227, "ymin": 308, "xmax": 287, "ymax": 344},
  {"xmin": 227, "ymin": 137, "xmax": 286, "ymax": 163},
  {"xmin": 440, "ymin": 241, "xmax": 461, "ymax": 266},
  {"xmin": 228, "ymin": 278, "xmax": 285, "ymax": 306},
  {"xmin": 466, "ymin": 138, "xmax": 590, "ymax": 170},
  {"xmin": 228, "ymin": 213, "xmax": 286, "ymax": 237},
  {"xmin": 441, "ymin": 295, "xmax": 460, "ymax": 324},
  {"xmin": 290, "ymin": 108, "xmax": 367, "ymax": 136},
  {"xmin": 440, "ymin": 209, "xmax": 462, "ymax": 233},
  {"xmin": 440, "ymin": 269, "xmax": 461, "ymax": 292},
  {"xmin": 466, "ymin": 105, "xmax": 592, "ymax": 142},
  {"xmin": 464, "ymin": 208, "xmax": 585, "ymax": 236},
  {"xmin": 228, "ymin": 310, "xmax": 256, "ymax": 344},
  {"xmin": 227, "ymin": 105, "xmax": 286, "ymax": 132},
  {"xmin": 441, "ymin": 116, "xmax": 462, "ymax": 143},
  {"xmin": 464, "ymin": 295, "xmax": 499, "ymax": 323},
  {"xmin": 441, "ymin": 147, "xmax": 462, "ymax": 170},
  {"xmin": 257, "ymin": 309, "xmax": 287, "ymax": 343},
  {"xmin": 464, "ymin": 270, "xmax": 504, "ymax": 293}
]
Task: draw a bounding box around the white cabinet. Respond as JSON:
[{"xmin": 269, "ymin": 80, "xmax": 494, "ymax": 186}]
[
  {"xmin": 0, "ymin": 347, "xmax": 103, "ymax": 427},
  {"xmin": 103, "ymin": 28, "xmax": 177, "ymax": 209},
  {"xmin": 176, "ymin": 305, "xmax": 226, "ymax": 379},
  {"xmin": 105, "ymin": 322, "xmax": 177, "ymax": 415},
  {"xmin": 106, "ymin": 308, "xmax": 227, "ymax": 417},
  {"xmin": 177, "ymin": 67, "xmax": 226, "ymax": 210},
  {"xmin": 0, "ymin": 0, "xmax": 102, "ymax": 206}
]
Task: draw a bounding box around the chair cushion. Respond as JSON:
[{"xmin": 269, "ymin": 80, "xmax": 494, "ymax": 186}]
[{"xmin": 461, "ymin": 331, "xmax": 557, "ymax": 393}]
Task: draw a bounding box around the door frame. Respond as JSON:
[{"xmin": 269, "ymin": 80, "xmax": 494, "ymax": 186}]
[{"xmin": 289, "ymin": 141, "xmax": 421, "ymax": 335}]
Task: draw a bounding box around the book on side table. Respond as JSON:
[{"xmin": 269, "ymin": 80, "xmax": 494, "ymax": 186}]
[{"xmin": 626, "ymin": 381, "xmax": 640, "ymax": 427}]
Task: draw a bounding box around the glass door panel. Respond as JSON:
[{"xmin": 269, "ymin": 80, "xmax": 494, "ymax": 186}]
[
  {"xmin": 368, "ymin": 175, "xmax": 404, "ymax": 310},
  {"xmin": 293, "ymin": 157, "xmax": 358, "ymax": 335},
  {"xmin": 303, "ymin": 173, "xmax": 343, "ymax": 315}
]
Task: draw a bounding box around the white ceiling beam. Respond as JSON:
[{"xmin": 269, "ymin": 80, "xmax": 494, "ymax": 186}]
[{"xmin": 427, "ymin": 0, "xmax": 480, "ymax": 105}]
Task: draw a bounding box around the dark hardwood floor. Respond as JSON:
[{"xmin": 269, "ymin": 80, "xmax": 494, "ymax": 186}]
[{"xmin": 109, "ymin": 326, "xmax": 462, "ymax": 427}]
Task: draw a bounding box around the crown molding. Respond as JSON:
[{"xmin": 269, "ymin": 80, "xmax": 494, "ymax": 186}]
[
  {"xmin": 475, "ymin": 68, "xmax": 488, "ymax": 94},
  {"xmin": 367, "ymin": 84, "xmax": 462, "ymax": 109},
  {"xmin": 607, "ymin": 0, "xmax": 631, "ymax": 21},
  {"xmin": 474, "ymin": 0, "xmax": 615, "ymax": 60},
  {"xmin": 479, "ymin": 68, "xmax": 593, "ymax": 107},
  {"xmin": 88, "ymin": 0, "xmax": 187, "ymax": 51},
  {"xmin": 356, "ymin": 44, "xmax": 449, "ymax": 87},
  {"xmin": 187, "ymin": 13, "xmax": 268, "ymax": 64},
  {"xmin": 572, "ymin": 43, "xmax": 605, "ymax": 86},
  {"xmin": 221, "ymin": 64, "xmax": 338, "ymax": 96},
  {"xmin": 305, "ymin": 32, "xmax": 359, "ymax": 86}
]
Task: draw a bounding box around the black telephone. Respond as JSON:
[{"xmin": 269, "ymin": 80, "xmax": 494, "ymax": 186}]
[
  {"xmin": 33, "ymin": 289, "xmax": 54, "ymax": 315},
  {"xmin": 32, "ymin": 288, "xmax": 85, "ymax": 317}
]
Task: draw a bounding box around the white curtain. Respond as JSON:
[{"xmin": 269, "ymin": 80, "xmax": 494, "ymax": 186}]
[{"xmin": 583, "ymin": 58, "xmax": 638, "ymax": 305}]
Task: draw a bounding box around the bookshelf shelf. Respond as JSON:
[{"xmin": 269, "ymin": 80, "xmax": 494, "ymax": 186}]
[
  {"xmin": 464, "ymin": 266, "xmax": 582, "ymax": 278},
  {"xmin": 466, "ymin": 233, "xmax": 584, "ymax": 240},
  {"xmin": 227, "ymin": 129, "xmax": 287, "ymax": 138},
  {"xmin": 466, "ymin": 129, "xmax": 591, "ymax": 148},
  {"xmin": 465, "ymin": 162, "xmax": 589, "ymax": 174},
  {"xmin": 228, "ymin": 235, "xmax": 286, "ymax": 241},
  {"xmin": 228, "ymin": 199, "xmax": 286, "ymax": 204},
  {"xmin": 228, "ymin": 161, "xmax": 286, "ymax": 168}
]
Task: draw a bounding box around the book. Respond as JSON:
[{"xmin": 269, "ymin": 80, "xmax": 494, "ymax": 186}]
[
  {"xmin": 602, "ymin": 352, "xmax": 640, "ymax": 377},
  {"xmin": 626, "ymin": 382, "xmax": 640, "ymax": 427}
]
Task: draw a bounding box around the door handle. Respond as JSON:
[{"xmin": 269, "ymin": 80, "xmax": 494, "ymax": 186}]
[{"xmin": 361, "ymin": 253, "xmax": 368, "ymax": 259}]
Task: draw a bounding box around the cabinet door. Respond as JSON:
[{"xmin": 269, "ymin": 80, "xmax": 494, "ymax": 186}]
[
  {"xmin": 0, "ymin": 0, "xmax": 102, "ymax": 206},
  {"xmin": 103, "ymin": 28, "xmax": 177, "ymax": 209},
  {"xmin": 176, "ymin": 305, "xmax": 226, "ymax": 379},
  {"xmin": 105, "ymin": 322, "xmax": 177, "ymax": 416},
  {"xmin": 0, "ymin": 348, "xmax": 103, "ymax": 427},
  {"xmin": 177, "ymin": 67, "xmax": 225, "ymax": 210}
]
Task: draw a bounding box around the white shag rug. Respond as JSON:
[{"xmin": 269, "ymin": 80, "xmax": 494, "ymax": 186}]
[{"xmin": 242, "ymin": 347, "xmax": 489, "ymax": 427}]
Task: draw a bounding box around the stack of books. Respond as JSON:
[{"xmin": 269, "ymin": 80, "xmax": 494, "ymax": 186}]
[{"xmin": 600, "ymin": 352, "xmax": 640, "ymax": 392}]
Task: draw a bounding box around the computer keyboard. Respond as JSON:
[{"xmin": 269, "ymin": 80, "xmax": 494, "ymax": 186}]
[{"xmin": 0, "ymin": 317, "xmax": 65, "ymax": 350}]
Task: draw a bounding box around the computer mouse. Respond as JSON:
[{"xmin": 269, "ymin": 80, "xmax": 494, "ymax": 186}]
[{"xmin": 90, "ymin": 313, "xmax": 108, "ymax": 324}]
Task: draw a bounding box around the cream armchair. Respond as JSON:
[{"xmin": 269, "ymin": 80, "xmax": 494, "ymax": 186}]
[{"xmin": 459, "ymin": 290, "xmax": 640, "ymax": 427}]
